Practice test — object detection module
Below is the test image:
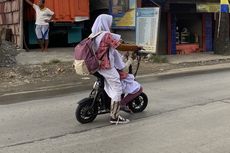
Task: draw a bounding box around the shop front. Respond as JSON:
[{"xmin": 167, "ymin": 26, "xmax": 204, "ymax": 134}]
[
  {"xmin": 166, "ymin": 1, "xmax": 218, "ymax": 55},
  {"xmin": 174, "ymin": 13, "xmax": 202, "ymax": 54},
  {"xmin": 133, "ymin": 0, "xmax": 216, "ymax": 55},
  {"xmin": 108, "ymin": 0, "xmax": 219, "ymax": 55}
]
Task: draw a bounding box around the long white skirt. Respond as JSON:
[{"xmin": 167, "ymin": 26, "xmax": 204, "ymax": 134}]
[{"xmin": 98, "ymin": 68, "xmax": 140, "ymax": 102}]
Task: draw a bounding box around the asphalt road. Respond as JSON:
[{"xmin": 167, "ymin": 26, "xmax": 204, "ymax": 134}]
[{"xmin": 1, "ymin": 70, "xmax": 230, "ymax": 153}]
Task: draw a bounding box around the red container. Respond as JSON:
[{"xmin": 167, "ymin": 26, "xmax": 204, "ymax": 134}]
[{"xmin": 24, "ymin": 0, "xmax": 89, "ymax": 22}]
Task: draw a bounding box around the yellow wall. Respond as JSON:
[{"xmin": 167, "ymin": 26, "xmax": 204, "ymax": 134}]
[{"xmin": 221, "ymin": 0, "xmax": 229, "ymax": 5}]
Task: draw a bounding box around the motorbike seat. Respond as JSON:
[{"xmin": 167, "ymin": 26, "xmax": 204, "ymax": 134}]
[{"xmin": 93, "ymin": 72, "xmax": 105, "ymax": 88}]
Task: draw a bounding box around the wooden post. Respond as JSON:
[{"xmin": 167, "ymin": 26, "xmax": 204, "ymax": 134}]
[
  {"xmin": 19, "ymin": 0, "xmax": 24, "ymax": 48},
  {"xmin": 167, "ymin": 13, "xmax": 172, "ymax": 55}
]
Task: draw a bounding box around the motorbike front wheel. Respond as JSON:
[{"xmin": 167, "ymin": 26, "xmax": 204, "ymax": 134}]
[
  {"xmin": 76, "ymin": 98, "xmax": 98, "ymax": 124},
  {"xmin": 128, "ymin": 92, "xmax": 148, "ymax": 113}
]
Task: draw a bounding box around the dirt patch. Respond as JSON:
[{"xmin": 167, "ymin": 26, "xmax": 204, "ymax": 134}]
[
  {"xmin": 1, "ymin": 57, "xmax": 230, "ymax": 94},
  {"xmin": 0, "ymin": 62, "xmax": 74, "ymax": 93}
]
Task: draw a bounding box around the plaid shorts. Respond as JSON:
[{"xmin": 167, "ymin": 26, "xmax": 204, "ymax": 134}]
[{"xmin": 35, "ymin": 25, "xmax": 49, "ymax": 40}]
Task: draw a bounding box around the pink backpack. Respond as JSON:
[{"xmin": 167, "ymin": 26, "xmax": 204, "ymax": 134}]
[{"xmin": 73, "ymin": 33, "xmax": 101, "ymax": 76}]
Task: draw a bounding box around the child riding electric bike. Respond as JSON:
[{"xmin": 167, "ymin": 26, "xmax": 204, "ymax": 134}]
[{"xmin": 75, "ymin": 50, "xmax": 148, "ymax": 124}]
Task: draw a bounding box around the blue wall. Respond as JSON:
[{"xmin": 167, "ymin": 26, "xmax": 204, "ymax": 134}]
[{"xmin": 205, "ymin": 14, "xmax": 213, "ymax": 51}]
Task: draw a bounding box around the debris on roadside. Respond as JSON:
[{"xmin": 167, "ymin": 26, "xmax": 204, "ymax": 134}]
[
  {"xmin": 0, "ymin": 41, "xmax": 20, "ymax": 67},
  {"xmin": 146, "ymin": 54, "xmax": 168, "ymax": 63}
]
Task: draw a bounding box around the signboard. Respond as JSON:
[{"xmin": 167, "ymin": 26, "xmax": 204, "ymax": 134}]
[
  {"xmin": 136, "ymin": 7, "xmax": 160, "ymax": 54},
  {"xmin": 197, "ymin": 3, "xmax": 220, "ymax": 12},
  {"xmin": 110, "ymin": 0, "xmax": 136, "ymax": 29}
]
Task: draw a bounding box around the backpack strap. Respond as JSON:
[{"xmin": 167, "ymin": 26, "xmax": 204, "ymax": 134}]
[{"xmin": 88, "ymin": 31, "xmax": 103, "ymax": 39}]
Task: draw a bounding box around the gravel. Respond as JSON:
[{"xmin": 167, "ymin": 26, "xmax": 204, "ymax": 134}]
[{"xmin": 0, "ymin": 41, "xmax": 20, "ymax": 67}]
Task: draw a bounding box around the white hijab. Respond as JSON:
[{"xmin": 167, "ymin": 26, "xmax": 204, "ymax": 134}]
[
  {"xmin": 91, "ymin": 14, "xmax": 120, "ymax": 48},
  {"xmin": 91, "ymin": 14, "xmax": 113, "ymax": 34},
  {"xmin": 91, "ymin": 14, "xmax": 124, "ymax": 70}
]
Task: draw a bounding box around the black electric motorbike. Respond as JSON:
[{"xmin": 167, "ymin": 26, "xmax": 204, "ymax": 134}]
[{"xmin": 75, "ymin": 51, "xmax": 148, "ymax": 124}]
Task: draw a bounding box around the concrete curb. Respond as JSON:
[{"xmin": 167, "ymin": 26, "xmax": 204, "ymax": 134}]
[
  {"xmin": 137, "ymin": 63, "xmax": 230, "ymax": 79},
  {"xmin": 1, "ymin": 63, "xmax": 230, "ymax": 104}
]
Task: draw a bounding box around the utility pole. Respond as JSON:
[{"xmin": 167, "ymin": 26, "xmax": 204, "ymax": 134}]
[{"xmin": 214, "ymin": 0, "xmax": 230, "ymax": 54}]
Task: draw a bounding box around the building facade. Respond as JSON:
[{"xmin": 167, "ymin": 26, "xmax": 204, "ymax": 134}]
[
  {"xmin": 114, "ymin": 0, "xmax": 221, "ymax": 55},
  {"xmin": 163, "ymin": 0, "xmax": 220, "ymax": 55}
]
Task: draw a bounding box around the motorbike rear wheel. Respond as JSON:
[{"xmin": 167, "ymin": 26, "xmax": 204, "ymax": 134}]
[
  {"xmin": 76, "ymin": 98, "xmax": 98, "ymax": 124},
  {"xmin": 128, "ymin": 92, "xmax": 148, "ymax": 113}
]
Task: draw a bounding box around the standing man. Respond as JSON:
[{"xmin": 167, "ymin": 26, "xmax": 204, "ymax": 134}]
[{"xmin": 25, "ymin": 0, "xmax": 54, "ymax": 52}]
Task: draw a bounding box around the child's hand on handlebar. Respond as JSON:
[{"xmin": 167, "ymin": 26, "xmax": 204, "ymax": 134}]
[
  {"xmin": 137, "ymin": 46, "xmax": 143, "ymax": 50},
  {"xmin": 133, "ymin": 46, "xmax": 143, "ymax": 55}
]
